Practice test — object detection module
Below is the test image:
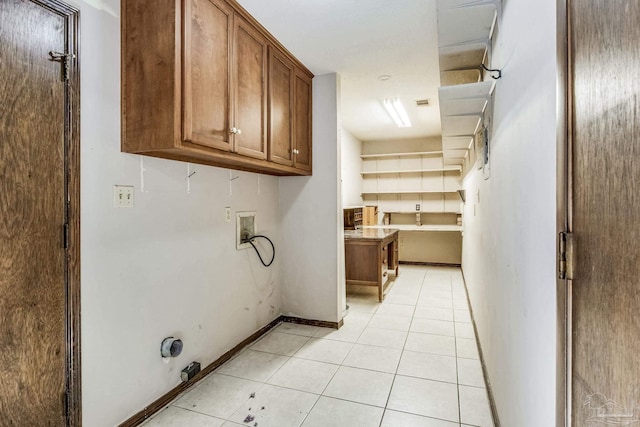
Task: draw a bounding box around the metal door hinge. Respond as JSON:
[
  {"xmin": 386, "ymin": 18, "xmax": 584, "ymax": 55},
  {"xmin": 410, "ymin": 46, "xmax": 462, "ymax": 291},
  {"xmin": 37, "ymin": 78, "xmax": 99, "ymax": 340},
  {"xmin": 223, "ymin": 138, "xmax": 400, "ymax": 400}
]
[
  {"xmin": 62, "ymin": 223, "xmax": 69, "ymax": 249},
  {"xmin": 63, "ymin": 390, "xmax": 70, "ymax": 419},
  {"xmin": 559, "ymin": 231, "xmax": 574, "ymax": 280},
  {"xmin": 49, "ymin": 51, "xmax": 75, "ymax": 81}
]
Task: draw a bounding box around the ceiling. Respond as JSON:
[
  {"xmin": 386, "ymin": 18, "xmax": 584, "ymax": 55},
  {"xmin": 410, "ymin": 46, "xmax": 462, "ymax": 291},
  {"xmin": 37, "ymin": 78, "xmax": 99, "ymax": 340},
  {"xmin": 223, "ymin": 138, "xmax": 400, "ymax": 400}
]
[{"xmin": 236, "ymin": 0, "xmax": 442, "ymax": 142}]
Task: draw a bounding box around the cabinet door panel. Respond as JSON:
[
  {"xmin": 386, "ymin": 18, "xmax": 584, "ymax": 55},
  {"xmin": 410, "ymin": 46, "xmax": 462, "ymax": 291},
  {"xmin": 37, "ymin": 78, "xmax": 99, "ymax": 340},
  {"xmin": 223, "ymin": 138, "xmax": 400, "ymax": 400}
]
[
  {"xmin": 268, "ymin": 48, "xmax": 294, "ymax": 166},
  {"xmin": 293, "ymin": 71, "xmax": 312, "ymax": 171},
  {"xmin": 183, "ymin": 0, "xmax": 232, "ymax": 151},
  {"xmin": 345, "ymin": 243, "xmax": 379, "ymax": 283},
  {"xmin": 234, "ymin": 17, "xmax": 267, "ymax": 159}
]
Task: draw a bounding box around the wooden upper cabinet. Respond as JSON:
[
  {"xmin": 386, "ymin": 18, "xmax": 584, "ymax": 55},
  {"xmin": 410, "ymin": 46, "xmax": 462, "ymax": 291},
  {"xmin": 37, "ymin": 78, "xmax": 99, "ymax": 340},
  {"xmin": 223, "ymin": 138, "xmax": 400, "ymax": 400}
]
[
  {"xmin": 184, "ymin": 0, "xmax": 267, "ymax": 159},
  {"xmin": 122, "ymin": 0, "xmax": 313, "ymax": 176},
  {"xmin": 293, "ymin": 70, "xmax": 312, "ymax": 171},
  {"xmin": 268, "ymin": 47, "xmax": 294, "ymax": 167},
  {"xmin": 183, "ymin": 0, "xmax": 233, "ymax": 151},
  {"xmin": 233, "ymin": 15, "xmax": 268, "ymax": 160},
  {"xmin": 268, "ymin": 48, "xmax": 312, "ymax": 172}
]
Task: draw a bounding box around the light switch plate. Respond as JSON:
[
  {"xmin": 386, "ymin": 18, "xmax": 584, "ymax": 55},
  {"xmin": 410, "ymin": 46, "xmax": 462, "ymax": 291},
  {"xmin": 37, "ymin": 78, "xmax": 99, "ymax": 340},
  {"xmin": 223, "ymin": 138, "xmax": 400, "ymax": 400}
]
[{"xmin": 114, "ymin": 185, "xmax": 134, "ymax": 207}]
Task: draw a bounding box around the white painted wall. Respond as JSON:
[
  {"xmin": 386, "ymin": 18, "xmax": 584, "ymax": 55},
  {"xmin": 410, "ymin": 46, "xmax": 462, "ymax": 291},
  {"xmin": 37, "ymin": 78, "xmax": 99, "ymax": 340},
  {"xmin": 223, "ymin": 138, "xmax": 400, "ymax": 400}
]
[
  {"xmin": 75, "ymin": 2, "xmax": 282, "ymax": 425},
  {"xmin": 400, "ymin": 231, "xmax": 462, "ymax": 264},
  {"xmin": 340, "ymin": 128, "xmax": 363, "ymax": 207},
  {"xmin": 279, "ymin": 73, "xmax": 344, "ymax": 323},
  {"xmin": 362, "ymin": 136, "xmax": 442, "ymax": 155},
  {"xmin": 461, "ymin": 1, "xmax": 557, "ymax": 425}
]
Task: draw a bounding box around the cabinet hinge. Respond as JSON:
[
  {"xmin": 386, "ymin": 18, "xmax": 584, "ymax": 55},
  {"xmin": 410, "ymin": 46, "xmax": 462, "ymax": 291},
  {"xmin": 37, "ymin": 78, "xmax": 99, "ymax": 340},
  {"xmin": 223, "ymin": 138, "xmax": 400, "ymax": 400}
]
[{"xmin": 558, "ymin": 231, "xmax": 574, "ymax": 280}]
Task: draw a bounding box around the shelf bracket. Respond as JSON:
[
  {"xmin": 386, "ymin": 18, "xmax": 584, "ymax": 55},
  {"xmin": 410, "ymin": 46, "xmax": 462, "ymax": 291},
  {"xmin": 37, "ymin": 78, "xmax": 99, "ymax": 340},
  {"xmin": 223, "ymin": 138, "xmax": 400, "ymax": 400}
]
[{"xmin": 481, "ymin": 64, "xmax": 502, "ymax": 80}]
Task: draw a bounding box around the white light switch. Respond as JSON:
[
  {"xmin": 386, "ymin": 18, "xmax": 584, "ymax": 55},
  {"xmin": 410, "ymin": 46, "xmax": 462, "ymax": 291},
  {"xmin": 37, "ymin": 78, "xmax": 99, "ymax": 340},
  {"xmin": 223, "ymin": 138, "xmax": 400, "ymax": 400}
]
[{"xmin": 114, "ymin": 185, "xmax": 134, "ymax": 207}]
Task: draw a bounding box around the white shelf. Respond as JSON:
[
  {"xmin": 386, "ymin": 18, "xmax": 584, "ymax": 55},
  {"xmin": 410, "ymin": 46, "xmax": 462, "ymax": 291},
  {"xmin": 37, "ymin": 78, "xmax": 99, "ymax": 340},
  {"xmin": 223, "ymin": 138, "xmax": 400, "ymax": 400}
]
[
  {"xmin": 439, "ymin": 42, "xmax": 488, "ymax": 74},
  {"xmin": 441, "ymin": 115, "xmax": 482, "ymax": 137},
  {"xmin": 438, "ymin": 81, "xmax": 497, "ymax": 164},
  {"xmin": 385, "ymin": 211, "xmax": 462, "ymax": 215},
  {"xmin": 360, "ymin": 148, "xmax": 463, "ymax": 213},
  {"xmin": 360, "ymin": 151, "xmax": 444, "ymax": 159},
  {"xmin": 364, "ymin": 225, "xmax": 462, "ymax": 232},
  {"xmin": 436, "ymin": 0, "xmax": 501, "ymax": 169},
  {"xmin": 361, "ymin": 167, "xmax": 461, "ymax": 176},
  {"xmin": 437, "ymin": 0, "xmax": 499, "ymax": 48},
  {"xmin": 439, "ymin": 80, "xmax": 496, "ymax": 102},
  {"xmin": 443, "ymin": 136, "xmax": 474, "ymax": 150},
  {"xmin": 362, "ymin": 190, "xmax": 461, "ymax": 195}
]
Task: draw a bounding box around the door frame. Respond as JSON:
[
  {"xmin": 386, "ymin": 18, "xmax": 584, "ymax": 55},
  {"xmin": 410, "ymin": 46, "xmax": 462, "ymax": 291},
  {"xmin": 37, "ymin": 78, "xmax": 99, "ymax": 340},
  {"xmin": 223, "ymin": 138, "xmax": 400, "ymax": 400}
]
[
  {"xmin": 32, "ymin": 0, "xmax": 81, "ymax": 424},
  {"xmin": 556, "ymin": 0, "xmax": 570, "ymax": 425}
]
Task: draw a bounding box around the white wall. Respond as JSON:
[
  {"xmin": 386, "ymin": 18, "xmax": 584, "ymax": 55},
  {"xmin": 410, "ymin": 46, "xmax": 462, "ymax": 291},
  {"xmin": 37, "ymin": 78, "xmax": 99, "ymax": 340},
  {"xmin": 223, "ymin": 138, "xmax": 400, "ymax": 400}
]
[
  {"xmin": 340, "ymin": 128, "xmax": 363, "ymax": 207},
  {"xmin": 400, "ymin": 232, "xmax": 462, "ymax": 264},
  {"xmin": 461, "ymin": 0, "xmax": 557, "ymax": 425},
  {"xmin": 76, "ymin": 2, "xmax": 282, "ymax": 425},
  {"xmin": 362, "ymin": 136, "xmax": 442, "ymax": 155},
  {"xmin": 279, "ymin": 73, "xmax": 344, "ymax": 323}
]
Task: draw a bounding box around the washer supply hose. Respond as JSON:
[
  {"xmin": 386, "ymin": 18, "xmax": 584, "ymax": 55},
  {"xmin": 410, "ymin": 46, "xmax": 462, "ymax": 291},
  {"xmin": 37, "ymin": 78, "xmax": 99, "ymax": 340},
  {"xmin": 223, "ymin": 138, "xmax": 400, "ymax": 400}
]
[{"xmin": 243, "ymin": 234, "xmax": 275, "ymax": 267}]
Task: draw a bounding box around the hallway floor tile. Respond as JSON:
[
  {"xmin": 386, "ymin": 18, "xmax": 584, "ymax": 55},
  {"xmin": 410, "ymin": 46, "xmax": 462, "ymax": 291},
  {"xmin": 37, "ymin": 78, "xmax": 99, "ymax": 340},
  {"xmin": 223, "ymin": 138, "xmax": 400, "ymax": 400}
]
[{"xmin": 142, "ymin": 266, "xmax": 494, "ymax": 427}]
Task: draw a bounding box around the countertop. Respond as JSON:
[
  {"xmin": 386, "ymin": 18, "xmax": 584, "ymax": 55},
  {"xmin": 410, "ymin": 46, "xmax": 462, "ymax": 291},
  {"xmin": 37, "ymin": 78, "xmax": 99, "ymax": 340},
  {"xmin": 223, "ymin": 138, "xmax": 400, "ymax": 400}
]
[
  {"xmin": 344, "ymin": 228, "xmax": 399, "ymax": 241},
  {"xmin": 363, "ymin": 224, "xmax": 462, "ymax": 232}
]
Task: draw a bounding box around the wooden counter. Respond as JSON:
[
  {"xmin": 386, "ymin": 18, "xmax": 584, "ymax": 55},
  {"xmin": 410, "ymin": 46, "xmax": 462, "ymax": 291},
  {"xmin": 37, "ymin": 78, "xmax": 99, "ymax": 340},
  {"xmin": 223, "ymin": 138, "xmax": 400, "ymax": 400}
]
[
  {"xmin": 363, "ymin": 224, "xmax": 462, "ymax": 232},
  {"xmin": 344, "ymin": 228, "xmax": 399, "ymax": 302}
]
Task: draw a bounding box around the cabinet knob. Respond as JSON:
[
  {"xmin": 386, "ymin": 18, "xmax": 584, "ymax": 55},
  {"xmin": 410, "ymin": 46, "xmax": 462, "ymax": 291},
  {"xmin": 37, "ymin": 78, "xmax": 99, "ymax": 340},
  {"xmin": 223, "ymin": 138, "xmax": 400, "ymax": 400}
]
[
  {"xmin": 293, "ymin": 149, "xmax": 299, "ymax": 155},
  {"xmin": 230, "ymin": 127, "xmax": 242, "ymax": 135}
]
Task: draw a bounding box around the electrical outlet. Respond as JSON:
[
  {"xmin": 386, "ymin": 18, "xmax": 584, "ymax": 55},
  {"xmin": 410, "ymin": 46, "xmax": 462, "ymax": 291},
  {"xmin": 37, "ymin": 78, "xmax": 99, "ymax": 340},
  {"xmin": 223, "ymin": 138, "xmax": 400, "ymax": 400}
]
[
  {"xmin": 415, "ymin": 204, "xmax": 421, "ymax": 211},
  {"xmin": 114, "ymin": 185, "xmax": 134, "ymax": 207},
  {"xmin": 225, "ymin": 207, "xmax": 231, "ymax": 222}
]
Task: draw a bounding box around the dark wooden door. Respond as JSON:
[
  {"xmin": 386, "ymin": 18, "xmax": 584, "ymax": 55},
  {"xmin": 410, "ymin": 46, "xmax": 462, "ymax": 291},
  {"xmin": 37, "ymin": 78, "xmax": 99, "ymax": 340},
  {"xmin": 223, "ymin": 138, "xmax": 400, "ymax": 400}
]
[
  {"xmin": 183, "ymin": 0, "xmax": 233, "ymax": 151},
  {"xmin": 268, "ymin": 46, "xmax": 294, "ymax": 166},
  {"xmin": 0, "ymin": 0, "xmax": 79, "ymax": 424},
  {"xmin": 569, "ymin": 0, "xmax": 640, "ymax": 425},
  {"xmin": 233, "ymin": 15, "xmax": 267, "ymax": 159},
  {"xmin": 293, "ymin": 71, "xmax": 312, "ymax": 171}
]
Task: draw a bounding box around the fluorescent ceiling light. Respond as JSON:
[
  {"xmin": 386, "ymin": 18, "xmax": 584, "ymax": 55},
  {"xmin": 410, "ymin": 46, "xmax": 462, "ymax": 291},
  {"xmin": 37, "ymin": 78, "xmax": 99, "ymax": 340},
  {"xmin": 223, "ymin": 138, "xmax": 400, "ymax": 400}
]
[{"xmin": 383, "ymin": 98, "xmax": 411, "ymax": 128}]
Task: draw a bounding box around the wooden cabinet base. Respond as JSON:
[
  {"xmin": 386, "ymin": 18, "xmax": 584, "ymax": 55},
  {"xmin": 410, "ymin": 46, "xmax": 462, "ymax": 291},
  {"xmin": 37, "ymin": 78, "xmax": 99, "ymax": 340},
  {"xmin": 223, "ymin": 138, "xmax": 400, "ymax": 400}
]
[{"xmin": 344, "ymin": 229, "xmax": 399, "ymax": 302}]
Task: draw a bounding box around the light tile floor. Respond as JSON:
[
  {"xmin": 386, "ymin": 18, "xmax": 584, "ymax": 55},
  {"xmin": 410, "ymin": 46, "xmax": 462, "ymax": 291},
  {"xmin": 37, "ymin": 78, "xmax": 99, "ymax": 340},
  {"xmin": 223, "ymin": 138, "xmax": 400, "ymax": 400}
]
[{"xmin": 142, "ymin": 266, "xmax": 494, "ymax": 427}]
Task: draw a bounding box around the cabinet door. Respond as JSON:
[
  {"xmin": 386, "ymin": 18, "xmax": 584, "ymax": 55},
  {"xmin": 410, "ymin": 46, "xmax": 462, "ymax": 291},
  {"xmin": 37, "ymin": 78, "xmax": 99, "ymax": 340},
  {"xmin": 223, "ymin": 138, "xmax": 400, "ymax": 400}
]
[
  {"xmin": 183, "ymin": 0, "xmax": 233, "ymax": 151},
  {"xmin": 268, "ymin": 47, "xmax": 294, "ymax": 166},
  {"xmin": 233, "ymin": 16, "xmax": 267, "ymax": 159},
  {"xmin": 293, "ymin": 71, "xmax": 312, "ymax": 171}
]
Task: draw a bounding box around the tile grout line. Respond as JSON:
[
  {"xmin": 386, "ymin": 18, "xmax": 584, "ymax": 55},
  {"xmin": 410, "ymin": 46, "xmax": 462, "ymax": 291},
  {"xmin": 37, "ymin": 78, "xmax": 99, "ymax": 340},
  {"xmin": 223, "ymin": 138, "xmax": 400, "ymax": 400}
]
[
  {"xmin": 452, "ymin": 273, "xmax": 464, "ymax": 426},
  {"xmin": 171, "ymin": 267, "xmax": 472, "ymax": 427},
  {"xmin": 217, "ymin": 331, "xmax": 313, "ymax": 425},
  {"xmin": 298, "ymin": 300, "xmax": 378, "ymax": 426},
  {"xmin": 376, "ymin": 268, "xmax": 425, "ymax": 427}
]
